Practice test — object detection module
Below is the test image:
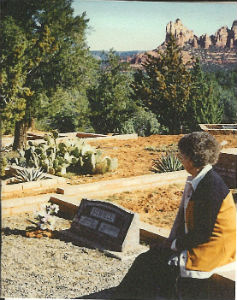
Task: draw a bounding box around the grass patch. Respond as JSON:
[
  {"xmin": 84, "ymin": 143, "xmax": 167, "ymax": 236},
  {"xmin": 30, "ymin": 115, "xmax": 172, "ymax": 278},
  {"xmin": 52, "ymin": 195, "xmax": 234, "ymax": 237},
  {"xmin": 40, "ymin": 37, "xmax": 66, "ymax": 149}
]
[{"xmin": 144, "ymin": 143, "xmax": 178, "ymax": 153}]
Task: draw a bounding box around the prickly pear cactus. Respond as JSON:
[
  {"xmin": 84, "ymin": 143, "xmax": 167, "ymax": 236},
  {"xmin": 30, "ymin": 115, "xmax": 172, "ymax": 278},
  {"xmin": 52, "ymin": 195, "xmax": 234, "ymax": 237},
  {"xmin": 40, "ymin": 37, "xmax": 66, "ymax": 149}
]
[{"xmin": 11, "ymin": 133, "xmax": 118, "ymax": 176}]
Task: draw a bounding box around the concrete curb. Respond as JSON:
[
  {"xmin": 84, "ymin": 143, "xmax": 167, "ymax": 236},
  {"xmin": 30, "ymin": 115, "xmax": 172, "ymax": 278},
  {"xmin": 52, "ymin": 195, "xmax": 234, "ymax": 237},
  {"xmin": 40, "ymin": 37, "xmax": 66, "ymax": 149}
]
[
  {"xmin": 1, "ymin": 166, "xmax": 67, "ymax": 200},
  {"xmin": 2, "ymin": 170, "xmax": 187, "ymax": 217},
  {"xmin": 199, "ymin": 123, "xmax": 237, "ymax": 135},
  {"xmin": 57, "ymin": 170, "xmax": 188, "ymax": 199},
  {"xmin": 1, "ymin": 193, "xmax": 55, "ymax": 217}
]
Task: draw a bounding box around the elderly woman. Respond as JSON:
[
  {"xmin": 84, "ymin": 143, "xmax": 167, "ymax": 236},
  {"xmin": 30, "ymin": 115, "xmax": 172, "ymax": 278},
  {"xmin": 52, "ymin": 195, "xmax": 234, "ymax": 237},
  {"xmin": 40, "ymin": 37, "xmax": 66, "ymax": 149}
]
[{"xmin": 115, "ymin": 132, "xmax": 236, "ymax": 299}]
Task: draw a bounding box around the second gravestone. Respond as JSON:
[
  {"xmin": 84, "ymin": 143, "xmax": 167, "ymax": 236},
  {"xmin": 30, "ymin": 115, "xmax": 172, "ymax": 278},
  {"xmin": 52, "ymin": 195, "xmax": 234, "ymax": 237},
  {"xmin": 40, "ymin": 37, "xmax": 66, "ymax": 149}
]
[{"xmin": 67, "ymin": 198, "xmax": 140, "ymax": 252}]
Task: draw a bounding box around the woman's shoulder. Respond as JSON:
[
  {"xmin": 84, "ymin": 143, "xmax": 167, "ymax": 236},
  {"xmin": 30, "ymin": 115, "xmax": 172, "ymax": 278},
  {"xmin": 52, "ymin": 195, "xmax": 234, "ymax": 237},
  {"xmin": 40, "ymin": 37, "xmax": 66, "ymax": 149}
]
[
  {"xmin": 196, "ymin": 168, "xmax": 229, "ymax": 202},
  {"xmin": 206, "ymin": 168, "xmax": 228, "ymax": 188}
]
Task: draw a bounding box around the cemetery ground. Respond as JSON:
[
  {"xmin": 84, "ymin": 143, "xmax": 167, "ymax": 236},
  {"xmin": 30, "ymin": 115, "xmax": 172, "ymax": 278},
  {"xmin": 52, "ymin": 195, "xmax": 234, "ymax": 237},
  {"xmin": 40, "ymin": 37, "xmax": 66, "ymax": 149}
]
[
  {"xmin": 1, "ymin": 133, "xmax": 236, "ymax": 299},
  {"xmin": 67, "ymin": 133, "xmax": 237, "ymax": 184}
]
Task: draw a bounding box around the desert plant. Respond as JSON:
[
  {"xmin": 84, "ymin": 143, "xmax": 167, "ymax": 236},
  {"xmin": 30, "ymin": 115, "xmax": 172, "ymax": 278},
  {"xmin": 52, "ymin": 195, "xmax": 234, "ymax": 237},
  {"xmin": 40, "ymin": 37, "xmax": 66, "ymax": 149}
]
[
  {"xmin": 14, "ymin": 168, "xmax": 48, "ymax": 183},
  {"xmin": 0, "ymin": 155, "xmax": 7, "ymax": 177},
  {"xmin": 11, "ymin": 133, "xmax": 118, "ymax": 176},
  {"xmin": 152, "ymin": 152, "xmax": 183, "ymax": 173}
]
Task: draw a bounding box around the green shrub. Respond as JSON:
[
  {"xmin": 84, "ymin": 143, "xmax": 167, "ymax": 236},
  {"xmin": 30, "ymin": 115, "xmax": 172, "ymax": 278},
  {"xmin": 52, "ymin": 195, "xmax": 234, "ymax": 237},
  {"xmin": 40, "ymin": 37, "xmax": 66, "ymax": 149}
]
[
  {"xmin": 152, "ymin": 152, "xmax": 183, "ymax": 173},
  {"xmin": 121, "ymin": 109, "xmax": 166, "ymax": 136}
]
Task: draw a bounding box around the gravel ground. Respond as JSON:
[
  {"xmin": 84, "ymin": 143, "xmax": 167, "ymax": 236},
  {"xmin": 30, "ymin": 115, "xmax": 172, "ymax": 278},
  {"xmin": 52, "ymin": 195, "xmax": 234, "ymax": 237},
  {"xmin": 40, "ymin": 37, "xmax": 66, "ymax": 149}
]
[{"xmin": 1, "ymin": 212, "xmax": 135, "ymax": 299}]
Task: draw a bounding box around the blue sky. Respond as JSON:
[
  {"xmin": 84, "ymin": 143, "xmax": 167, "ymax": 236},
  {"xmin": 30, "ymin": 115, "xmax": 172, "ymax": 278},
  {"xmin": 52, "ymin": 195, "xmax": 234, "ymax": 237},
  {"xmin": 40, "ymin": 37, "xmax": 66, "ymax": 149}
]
[{"xmin": 72, "ymin": 1, "xmax": 237, "ymax": 51}]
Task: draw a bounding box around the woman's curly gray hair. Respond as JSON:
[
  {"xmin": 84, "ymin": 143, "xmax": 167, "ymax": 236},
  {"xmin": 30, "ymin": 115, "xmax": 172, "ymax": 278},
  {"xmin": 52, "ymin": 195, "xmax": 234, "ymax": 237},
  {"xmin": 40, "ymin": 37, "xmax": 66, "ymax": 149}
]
[{"xmin": 178, "ymin": 132, "xmax": 220, "ymax": 168}]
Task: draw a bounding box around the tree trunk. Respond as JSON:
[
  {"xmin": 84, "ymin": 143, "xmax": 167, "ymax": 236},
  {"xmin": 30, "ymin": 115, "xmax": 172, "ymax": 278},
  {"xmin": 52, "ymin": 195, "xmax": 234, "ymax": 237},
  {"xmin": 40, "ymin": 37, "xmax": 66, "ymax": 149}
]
[
  {"xmin": 0, "ymin": 118, "xmax": 2, "ymax": 151},
  {"xmin": 13, "ymin": 120, "xmax": 28, "ymax": 150},
  {"xmin": 28, "ymin": 117, "xmax": 36, "ymax": 131}
]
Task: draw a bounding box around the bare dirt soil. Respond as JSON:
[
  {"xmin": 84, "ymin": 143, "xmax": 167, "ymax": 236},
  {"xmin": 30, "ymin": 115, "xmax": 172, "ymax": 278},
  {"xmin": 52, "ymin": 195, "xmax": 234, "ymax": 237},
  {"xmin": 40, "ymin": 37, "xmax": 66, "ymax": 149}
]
[
  {"xmin": 3, "ymin": 133, "xmax": 236, "ymax": 229},
  {"xmin": 104, "ymin": 183, "xmax": 184, "ymax": 229},
  {"xmin": 68, "ymin": 133, "xmax": 236, "ymax": 228},
  {"xmin": 69, "ymin": 133, "xmax": 236, "ymax": 185}
]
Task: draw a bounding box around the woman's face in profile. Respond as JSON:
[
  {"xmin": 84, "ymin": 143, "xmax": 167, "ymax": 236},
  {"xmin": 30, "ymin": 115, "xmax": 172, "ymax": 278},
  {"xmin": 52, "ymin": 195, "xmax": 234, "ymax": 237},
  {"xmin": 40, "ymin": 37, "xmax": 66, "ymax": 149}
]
[{"xmin": 178, "ymin": 152, "xmax": 195, "ymax": 175}]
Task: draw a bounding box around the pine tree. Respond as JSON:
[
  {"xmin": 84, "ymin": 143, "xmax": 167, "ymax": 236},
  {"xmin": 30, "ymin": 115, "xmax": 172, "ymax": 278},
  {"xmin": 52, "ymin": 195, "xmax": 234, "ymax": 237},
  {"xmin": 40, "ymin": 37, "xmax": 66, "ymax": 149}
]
[
  {"xmin": 1, "ymin": 0, "xmax": 95, "ymax": 149},
  {"xmin": 135, "ymin": 35, "xmax": 192, "ymax": 134},
  {"xmin": 186, "ymin": 59, "xmax": 223, "ymax": 131},
  {"xmin": 0, "ymin": 16, "xmax": 27, "ymax": 134},
  {"xmin": 88, "ymin": 50, "xmax": 136, "ymax": 134}
]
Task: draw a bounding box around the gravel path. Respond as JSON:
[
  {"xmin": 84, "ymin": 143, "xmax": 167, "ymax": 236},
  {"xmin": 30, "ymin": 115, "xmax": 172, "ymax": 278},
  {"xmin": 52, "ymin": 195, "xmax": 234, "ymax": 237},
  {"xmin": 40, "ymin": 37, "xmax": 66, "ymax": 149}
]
[{"xmin": 1, "ymin": 212, "xmax": 135, "ymax": 299}]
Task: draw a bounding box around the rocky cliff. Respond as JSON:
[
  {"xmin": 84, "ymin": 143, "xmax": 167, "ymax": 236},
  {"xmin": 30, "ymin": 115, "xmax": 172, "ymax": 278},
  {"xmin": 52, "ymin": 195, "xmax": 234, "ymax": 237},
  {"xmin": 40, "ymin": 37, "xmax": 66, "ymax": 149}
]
[
  {"xmin": 127, "ymin": 19, "xmax": 237, "ymax": 70},
  {"xmin": 165, "ymin": 18, "xmax": 237, "ymax": 49}
]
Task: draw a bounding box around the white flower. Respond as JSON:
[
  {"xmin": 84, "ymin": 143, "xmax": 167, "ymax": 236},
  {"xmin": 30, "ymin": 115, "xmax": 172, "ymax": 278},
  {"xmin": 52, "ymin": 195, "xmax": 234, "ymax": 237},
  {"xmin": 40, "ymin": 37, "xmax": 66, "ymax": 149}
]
[
  {"xmin": 49, "ymin": 216, "xmax": 57, "ymax": 230},
  {"xmin": 48, "ymin": 216, "xmax": 55, "ymax": 224},
  {"xmin": 41, "ymin": 217, "xmax": 48, "ymax": 224},
  {"xmin": 40, "ymin": 223, "xmax": 47, "ymax": 230},
  {"xmin": 51, "ymin": 204, "xmax": 59, "ymax": 214},
  {"xmin": 37, "ymin": 210, "xmax": 47, "ymax": 218},
  {"xmin": 30, "ymin": 203, "xmax": 59, "ymax": 231}
]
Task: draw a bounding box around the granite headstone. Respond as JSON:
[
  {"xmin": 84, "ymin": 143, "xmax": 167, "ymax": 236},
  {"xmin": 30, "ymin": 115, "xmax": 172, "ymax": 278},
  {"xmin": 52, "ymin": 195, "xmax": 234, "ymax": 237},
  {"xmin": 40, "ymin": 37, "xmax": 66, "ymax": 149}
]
[{"xmin": 69, "ymin": 198, "xmax": 140, "ymax": 252}]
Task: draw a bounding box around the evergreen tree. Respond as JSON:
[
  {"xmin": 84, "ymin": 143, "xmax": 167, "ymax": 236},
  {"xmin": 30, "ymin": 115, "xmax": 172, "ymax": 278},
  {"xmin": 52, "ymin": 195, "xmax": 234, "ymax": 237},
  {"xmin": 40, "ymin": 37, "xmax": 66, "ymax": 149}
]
[
  {"xmin": 38, "ymin": 88, "xmax": 94, "ymax": 133},
  {"xmin": 88, "ymin": 50, "xmax": 136, "ymax": 134},
  {"xmin": 135, "ymin": 35, "xmax": 192, "ymax": 134},
  {"xmin": 0, "ymin": 16, "xmax": 28, "ymax": 134},
  {"xmin": 133, "ymin": 36, "xmax": 225, "ymax": 134},
  {"xmin": 212, "ymin": 69, "xmax": 237, "ymax": 123},
  {"xmin": 0, "ymin": 0, "xmax": 96, "ymax": 149},
  {"xmin": 186, "ymin": 59, "xmax": 223, "ymax": 131}
]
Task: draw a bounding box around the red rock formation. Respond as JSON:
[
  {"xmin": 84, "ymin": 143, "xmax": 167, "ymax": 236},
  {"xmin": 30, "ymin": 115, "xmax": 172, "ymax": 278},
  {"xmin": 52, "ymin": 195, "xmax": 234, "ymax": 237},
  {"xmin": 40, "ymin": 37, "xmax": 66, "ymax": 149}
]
[
  {"xmin": 230, "ymin": 20, "xmax": 237, "ymax": 48},
  {"xmin": 126, "ymin": 19, "xmax": 237, "ymax": 70},
  {"xmin": 192, "ymin": 36, "xmax": 199, "ymax": 48},
  {"xmin": 199, "ymin": 34, "xmax": 212, "ymax": 49},
  {"xmin": 215, "ymin": 26, "xmax": 229, "ymax": 47},
  {"xmin": 166, "ymin": 18, "xmax": 194, "ymax": 47},
  {"xmin": 165, "ymin": 19, "xmax": 237, "ymax": 49}
]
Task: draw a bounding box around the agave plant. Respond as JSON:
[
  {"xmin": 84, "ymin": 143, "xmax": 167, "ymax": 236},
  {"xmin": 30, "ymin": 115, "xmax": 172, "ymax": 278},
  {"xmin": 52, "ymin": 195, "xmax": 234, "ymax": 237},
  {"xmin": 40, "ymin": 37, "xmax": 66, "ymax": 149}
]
[
  {"xmin": 14, "ymin": 168, "xmax": 48, "ymax": 183},
  {"xmin": 152, "ymin": 152, "xmax": 184, "ymax": 173}
]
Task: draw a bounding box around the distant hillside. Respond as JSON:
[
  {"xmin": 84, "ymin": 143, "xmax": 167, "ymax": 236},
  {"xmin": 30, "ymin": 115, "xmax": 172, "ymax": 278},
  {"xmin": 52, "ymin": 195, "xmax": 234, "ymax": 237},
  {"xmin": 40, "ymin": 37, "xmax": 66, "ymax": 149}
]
[
  {"xmin": 90, "ymin": 50, "xmax": 145, "ymax": 60},
  {"xmin": 126, "ymin": 19, "xmax": 237, "ymax": 71}
]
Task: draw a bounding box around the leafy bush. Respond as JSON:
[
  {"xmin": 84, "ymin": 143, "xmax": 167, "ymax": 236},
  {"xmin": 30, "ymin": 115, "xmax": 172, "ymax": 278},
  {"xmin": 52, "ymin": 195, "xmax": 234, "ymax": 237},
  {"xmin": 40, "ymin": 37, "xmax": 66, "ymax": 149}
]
[
  {"xmin": 121, "ymin": 108, "xmax": 166, "ymax": 136},
  {"xmin": 152, "ymin": 152, "xmax": 183, "ymax": 173}
]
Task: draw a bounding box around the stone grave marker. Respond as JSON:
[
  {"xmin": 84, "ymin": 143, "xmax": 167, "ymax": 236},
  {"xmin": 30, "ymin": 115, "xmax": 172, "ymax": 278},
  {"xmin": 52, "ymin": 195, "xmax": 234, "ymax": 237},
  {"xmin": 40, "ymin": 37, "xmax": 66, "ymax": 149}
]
[{"xmin": 66, "ymin": 198, "xmax": 140, "ymax": 252}]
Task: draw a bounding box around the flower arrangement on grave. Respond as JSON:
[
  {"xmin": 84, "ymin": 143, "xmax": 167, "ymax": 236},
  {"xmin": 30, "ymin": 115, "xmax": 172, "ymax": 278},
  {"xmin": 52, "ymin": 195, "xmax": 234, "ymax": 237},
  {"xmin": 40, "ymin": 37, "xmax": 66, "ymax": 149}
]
[{"xmin": 25, "ymin": 203, "xmax": 59, "ymax": 238}]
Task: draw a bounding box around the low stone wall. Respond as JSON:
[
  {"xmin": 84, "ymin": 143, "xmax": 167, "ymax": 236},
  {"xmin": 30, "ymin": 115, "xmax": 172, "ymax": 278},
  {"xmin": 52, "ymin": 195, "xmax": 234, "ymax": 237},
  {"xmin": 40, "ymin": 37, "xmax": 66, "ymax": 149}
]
[
  {"xmin": 56, "ymin": 170, "xmax": 188, "ymax": 199},
  {"xmin": 199, "ymin": 123, "xmax": 237, "ymax": 135},
  {"xmin": 2, "ymin": 132, "xmax": 138, "ymax": 148},
  {"xmin": 1, "ymin": 166, "xmax": 66, "ymax": 200},
  {"xmin": 214, "ymin": 148, "xmax": 237, "ymax": 189},
  {"xmin": 76, "ymin": 132, "xmax": 108, "ymax": 138},
  {"xmin": 2, "ymin": 170, "xmax": 187, "ymax": 217},
  {"xmin": 2, "ymin": 194, "xmax": 52, "ymax": 217}
]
